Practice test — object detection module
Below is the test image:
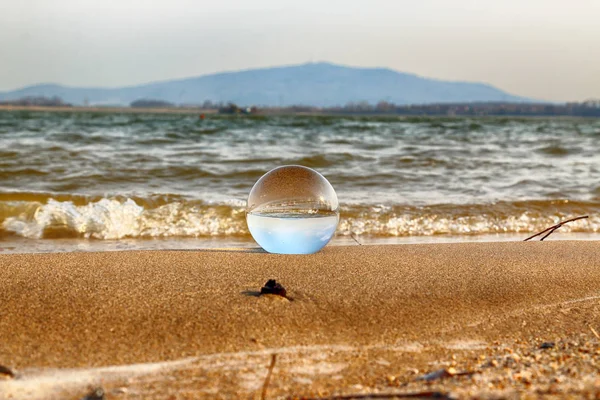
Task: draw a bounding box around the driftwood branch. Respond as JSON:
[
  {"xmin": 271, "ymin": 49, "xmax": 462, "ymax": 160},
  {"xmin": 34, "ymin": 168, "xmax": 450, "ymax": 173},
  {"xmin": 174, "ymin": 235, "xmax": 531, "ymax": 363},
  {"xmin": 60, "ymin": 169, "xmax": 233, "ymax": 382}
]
[{"xmin": 523, "ymin": 216, "xmax": 588, "ymax": 241}]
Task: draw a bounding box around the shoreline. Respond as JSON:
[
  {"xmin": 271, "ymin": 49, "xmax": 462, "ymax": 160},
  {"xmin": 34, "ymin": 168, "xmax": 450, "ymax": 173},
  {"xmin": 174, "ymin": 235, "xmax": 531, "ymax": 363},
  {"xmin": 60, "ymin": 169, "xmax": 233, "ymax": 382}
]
[
  {"xmin": 1, "ymin": 104, "xmax": 597, "ymax": 119},
  {"xmin": 0, "ymin": 104, "xmax": 219, "ymax": 115},
  {"xmin": 1, "ymin": 241, "xmax": 599, "ymax": 398},
  {"xmin": 1, "ymin": 231, "xmax": 599, "ymax": 255}
]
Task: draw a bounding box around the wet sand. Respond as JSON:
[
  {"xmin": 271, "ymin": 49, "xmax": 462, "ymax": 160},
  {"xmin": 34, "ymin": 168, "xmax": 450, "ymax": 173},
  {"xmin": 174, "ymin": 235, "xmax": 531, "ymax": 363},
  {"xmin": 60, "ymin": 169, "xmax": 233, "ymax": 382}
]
[{"xmin": 1, "ymin": 241, "xmax": 599, "ymax": 399}]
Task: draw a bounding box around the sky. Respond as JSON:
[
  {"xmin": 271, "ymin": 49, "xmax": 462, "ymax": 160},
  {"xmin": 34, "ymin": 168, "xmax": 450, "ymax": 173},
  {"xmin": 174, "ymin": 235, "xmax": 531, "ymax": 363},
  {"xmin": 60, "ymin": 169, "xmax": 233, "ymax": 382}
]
[{"xmin": 1, "ymin": 0, "xmax": 599, "ymax": 102}]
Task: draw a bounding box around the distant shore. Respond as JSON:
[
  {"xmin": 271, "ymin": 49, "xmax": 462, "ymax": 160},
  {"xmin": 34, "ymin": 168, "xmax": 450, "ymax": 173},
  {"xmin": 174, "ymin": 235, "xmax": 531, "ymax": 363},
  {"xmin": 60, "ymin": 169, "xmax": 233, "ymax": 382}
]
[
  {"xmin": 0, "ymin": 104, "xmax": 324, "ymax": 116},
  {"xmin": 0, "ymin": 104, "xmax": 220, "ymax": 115},
  {"xmin": 1, "ymin": 104, "xmax": 599, "ymax": 118}
]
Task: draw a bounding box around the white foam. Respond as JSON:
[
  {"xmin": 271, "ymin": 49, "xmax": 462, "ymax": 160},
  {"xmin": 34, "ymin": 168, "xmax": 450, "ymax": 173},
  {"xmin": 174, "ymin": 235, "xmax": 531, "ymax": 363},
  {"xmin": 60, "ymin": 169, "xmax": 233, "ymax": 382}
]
[
  {"xmin": 3, "ymin": 198, "xmax": 143, "ymax": 239},
  {"xmin": 2, "ymin": 197, "xmax": 599, "ymax": 240},
  {"xmin": 2, "ymin": 198, "xmax": 247, "ymax": 239},
  {"xmin": 338, "ymin": 213, "xmax": 599, "ymax": 237}
]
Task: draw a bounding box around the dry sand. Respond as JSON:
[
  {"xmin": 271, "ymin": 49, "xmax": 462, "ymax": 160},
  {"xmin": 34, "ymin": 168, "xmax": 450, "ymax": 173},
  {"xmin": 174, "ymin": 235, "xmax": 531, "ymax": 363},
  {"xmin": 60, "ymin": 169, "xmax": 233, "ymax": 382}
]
[{"xmin": 1, "ymin": 241, "xmax": 599, "ymax": 399}]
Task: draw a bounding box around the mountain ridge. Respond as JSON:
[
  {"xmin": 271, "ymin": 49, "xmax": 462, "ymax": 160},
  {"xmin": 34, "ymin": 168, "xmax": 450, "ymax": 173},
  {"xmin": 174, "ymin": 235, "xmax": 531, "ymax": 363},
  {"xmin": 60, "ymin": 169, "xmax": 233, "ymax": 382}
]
[{"xmin": 0, "ymin": 62, "xmax": 533, "ymax": 106}]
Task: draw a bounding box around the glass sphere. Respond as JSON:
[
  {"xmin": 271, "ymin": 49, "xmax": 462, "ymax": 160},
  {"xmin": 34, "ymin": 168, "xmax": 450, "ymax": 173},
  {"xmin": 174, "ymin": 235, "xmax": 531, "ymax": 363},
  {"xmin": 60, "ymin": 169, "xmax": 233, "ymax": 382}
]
[{"xmin": 247, "ymin": 165, "xmax": 339, "ymax": 254}]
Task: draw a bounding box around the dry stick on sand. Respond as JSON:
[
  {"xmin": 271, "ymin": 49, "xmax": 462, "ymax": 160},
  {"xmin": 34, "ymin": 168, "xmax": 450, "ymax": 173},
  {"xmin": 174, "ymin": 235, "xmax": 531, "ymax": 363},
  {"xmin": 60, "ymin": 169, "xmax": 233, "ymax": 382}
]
[
  {"xmin": 523, "ymin": 215, "xmax": 589, "ymax": 241},
  {"xmin": 261, "ymin": 353, "xmax": 277, "ymax": 400},
  {"xmin": 350, "ymin": 232, "xmax": 362, "ymax": 245}
]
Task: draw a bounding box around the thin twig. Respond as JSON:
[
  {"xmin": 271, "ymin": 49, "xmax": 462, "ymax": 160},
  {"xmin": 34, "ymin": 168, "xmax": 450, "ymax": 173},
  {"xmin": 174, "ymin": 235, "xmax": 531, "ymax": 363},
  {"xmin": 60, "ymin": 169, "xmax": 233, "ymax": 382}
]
[
  {"xmin": 590, "ymin": 326, "xmax": 600, "ymax": 340},
  {"xmin": 350, "ymin": 232, "xmax": 362, "ymax": 246},
  {"xmin": 539, "ymin": 227, "xmax": 560, "ymax": 241},
  {"xmin": 261, "ymin": 353, "xmax": 277, "ymax": 400},
  {"xmin": 300, "ymin": 391, "xmax": 452, "ymax": 400},
  {"xmin": 523, "ymin": 215, "xmax": 589, "ymax": 241}
]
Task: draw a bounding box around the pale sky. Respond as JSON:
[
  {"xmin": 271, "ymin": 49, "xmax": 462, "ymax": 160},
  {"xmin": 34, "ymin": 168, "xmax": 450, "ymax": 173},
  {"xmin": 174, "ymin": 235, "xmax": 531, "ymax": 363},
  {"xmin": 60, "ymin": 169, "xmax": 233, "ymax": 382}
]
[{"xmin": 1, "ymin": 0, "xmax": 599, "ymax": 102}]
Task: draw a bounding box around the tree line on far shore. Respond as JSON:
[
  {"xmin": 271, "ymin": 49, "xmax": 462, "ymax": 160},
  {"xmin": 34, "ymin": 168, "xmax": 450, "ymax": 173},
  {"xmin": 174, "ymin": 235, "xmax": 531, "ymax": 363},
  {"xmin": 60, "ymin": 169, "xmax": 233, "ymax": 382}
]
[
  {"xmin": 2, "ymin": 96, "xmax": 600, "ymax": 117},
  {"xmin": 0, "ymin": 96, "xmax": 72, "ymax": 107}
]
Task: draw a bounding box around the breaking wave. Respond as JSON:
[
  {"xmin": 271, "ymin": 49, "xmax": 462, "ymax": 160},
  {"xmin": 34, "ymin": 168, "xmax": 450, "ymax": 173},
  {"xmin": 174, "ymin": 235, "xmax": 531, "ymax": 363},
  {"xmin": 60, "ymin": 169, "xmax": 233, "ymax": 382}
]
[{"xmin": 1, "ymin": 195, "xmax": 598, "ymax": 240}]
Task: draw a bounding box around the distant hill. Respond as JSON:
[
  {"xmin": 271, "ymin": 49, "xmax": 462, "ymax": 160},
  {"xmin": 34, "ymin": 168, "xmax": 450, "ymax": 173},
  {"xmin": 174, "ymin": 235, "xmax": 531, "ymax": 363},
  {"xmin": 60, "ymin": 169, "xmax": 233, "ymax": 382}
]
[{"xmin": 0, "ymin": 62, "xmax": 532, "ymax": 107}]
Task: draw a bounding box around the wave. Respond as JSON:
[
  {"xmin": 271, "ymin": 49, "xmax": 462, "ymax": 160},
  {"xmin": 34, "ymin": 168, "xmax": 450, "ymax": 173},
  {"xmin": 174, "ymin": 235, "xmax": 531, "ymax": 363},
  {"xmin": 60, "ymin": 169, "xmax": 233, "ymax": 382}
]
[
  {"xmin": 1, "ymin": 197, "xmax": 247, "ymax": 239},
  {"xmin": 1, "ymin": 195, "xmax": 598, "ymax": 240}
]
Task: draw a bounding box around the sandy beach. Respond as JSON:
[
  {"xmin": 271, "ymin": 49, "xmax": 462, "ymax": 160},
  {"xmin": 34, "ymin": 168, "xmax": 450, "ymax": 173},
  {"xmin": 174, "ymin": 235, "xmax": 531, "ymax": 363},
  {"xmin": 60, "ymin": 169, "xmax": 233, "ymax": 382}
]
[{"xmin": 1, "ymin": 241, "xmax": 599, "ymax": 399}]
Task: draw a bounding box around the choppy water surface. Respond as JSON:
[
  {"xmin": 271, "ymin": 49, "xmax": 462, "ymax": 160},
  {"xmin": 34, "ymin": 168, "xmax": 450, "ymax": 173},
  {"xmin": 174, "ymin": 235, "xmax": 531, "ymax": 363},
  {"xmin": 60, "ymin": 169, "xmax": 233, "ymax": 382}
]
[{"xmin": 1, "ymin": 110, "xmax": 599, "ymax": 250}]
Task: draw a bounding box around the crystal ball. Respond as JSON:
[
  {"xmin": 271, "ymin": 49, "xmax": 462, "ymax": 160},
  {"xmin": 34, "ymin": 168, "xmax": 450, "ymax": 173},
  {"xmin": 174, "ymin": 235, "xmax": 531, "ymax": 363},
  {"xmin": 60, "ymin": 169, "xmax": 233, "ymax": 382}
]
[{"xmin": 246, "ymin": 165, "xmax": 339, "ymax": 254}]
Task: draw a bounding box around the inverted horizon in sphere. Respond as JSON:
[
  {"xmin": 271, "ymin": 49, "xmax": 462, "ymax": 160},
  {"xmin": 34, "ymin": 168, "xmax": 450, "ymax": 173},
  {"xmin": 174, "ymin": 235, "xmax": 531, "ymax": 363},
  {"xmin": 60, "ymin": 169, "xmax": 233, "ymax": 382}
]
[
  {"xmin": 246, "ymin": 165, "xmax": 340, "ymax": 254},
  {"xmin": 247, "ymin": 213, "xmax": 339, "ymax": 254}
]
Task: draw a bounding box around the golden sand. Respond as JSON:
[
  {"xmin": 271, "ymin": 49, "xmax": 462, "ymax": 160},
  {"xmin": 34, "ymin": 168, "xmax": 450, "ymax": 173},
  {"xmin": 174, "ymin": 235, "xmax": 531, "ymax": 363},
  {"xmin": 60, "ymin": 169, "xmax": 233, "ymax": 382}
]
[{"xmin": 1, "ymin": 241, "xmax": 599, "ymax": 399}]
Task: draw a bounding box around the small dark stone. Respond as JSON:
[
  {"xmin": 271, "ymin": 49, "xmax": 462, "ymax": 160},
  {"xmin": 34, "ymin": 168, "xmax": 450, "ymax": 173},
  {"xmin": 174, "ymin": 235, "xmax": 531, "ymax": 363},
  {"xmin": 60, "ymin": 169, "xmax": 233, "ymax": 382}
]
[
  {"xmin": 260, "ymin": 279, "xmax": 287, "ymax": 298},
  {"xmin": 0, "ymin": 364, "xmax": 15, "ymax": 378},
  {"xmin": 539, "ymin": 342, "xmax": 555, "ymax": 349},
  {"xmin": 81, "ymin": 387, "xmax": 105, "ymax": 400}
]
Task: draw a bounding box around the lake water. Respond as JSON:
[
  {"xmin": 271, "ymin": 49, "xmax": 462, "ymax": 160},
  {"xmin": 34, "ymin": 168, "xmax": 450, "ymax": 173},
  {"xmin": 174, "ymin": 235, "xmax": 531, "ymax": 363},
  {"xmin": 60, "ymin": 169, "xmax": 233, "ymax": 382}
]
[{"xmin": 1, "ymin": 110, "xmax": 599, "ymax": 252}]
